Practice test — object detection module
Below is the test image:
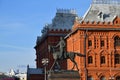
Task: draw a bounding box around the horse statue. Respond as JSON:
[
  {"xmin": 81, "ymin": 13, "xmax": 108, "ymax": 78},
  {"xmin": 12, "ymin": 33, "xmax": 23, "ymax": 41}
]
[{"xmin": 48, "ymin": 45, "xmax": 85, "ymax": 71}]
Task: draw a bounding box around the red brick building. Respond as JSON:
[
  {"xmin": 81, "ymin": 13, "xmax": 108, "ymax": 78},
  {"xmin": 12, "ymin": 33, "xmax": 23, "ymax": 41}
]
[
  {"xmin": 34, "ymin": 9, "xmax": 78, "ymax": 70},
  {"xmin": 66, "ymin": 0, "xmax": 120, "ymax": 80},
  {"xmin": 28, "ymin": 9, "xmax": 78, "ymax": 80},
  {"xmin": 31, "ymin": 0, "xmax": 120, "ymax": 80},
  {"xmin": 27, "ymin": 66, "xmax": 44, "ymax": 80}
]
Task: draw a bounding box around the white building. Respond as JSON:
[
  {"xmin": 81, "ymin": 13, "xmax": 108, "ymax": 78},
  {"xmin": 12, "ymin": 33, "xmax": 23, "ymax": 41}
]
[
  {"xmin": 7, "ymin": 69, "xmax": 27, "ymax": 80},
  {"xmin": 15, "ymin": 73, "xmax": 27, "ymax": 80}
]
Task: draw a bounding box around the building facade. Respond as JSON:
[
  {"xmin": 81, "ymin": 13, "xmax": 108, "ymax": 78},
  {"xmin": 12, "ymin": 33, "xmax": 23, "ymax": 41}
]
[
  {"xmin": 66, "ymin": 0, "xmax": 120, "ymax": 80},
  {"xmin": 33, "ymin": 0, "xmax": 120, "ymax": 80},
  {"xmin": 34, "ymin": 9, "xmax": 78, "ymax": 70}
]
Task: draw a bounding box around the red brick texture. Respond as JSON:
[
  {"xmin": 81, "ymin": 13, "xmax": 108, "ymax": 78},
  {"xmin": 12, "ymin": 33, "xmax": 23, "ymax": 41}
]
[{"xmin": 66, "ymin": 17, "xmax": 120, "ymax": 80}]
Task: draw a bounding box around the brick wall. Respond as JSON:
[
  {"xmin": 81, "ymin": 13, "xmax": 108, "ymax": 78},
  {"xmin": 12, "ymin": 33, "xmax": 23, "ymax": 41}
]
[{"xmin": 66, "ymin": 17, "xmax": 120, "ymax": 80}]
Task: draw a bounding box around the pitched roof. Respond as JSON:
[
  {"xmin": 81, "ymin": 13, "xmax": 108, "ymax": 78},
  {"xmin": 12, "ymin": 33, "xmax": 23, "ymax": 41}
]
[
  {"xmin": 41, "ymin": 9, "xmax": 78, "ymax": 32},
  {"xmin": 92, "ymin": 0, "xmax": 120, "ymax": 4},
  {"xmin": 27, "ymin": 68, "xmax": 43, "ymax": 74},
  {"xmin": 82, "ymin": 1, "xmax": 120, "ymax": 22}
]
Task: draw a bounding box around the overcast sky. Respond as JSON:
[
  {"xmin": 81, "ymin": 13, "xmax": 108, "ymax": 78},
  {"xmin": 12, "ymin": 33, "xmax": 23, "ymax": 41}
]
[{"xmin": 0, "ymin": 0, "xmax": 91, "ymax": 73}]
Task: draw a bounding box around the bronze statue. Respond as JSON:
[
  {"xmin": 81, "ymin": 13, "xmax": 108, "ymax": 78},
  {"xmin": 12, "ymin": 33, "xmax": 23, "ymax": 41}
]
[
  {"xmin": 54, "ymin": 37, "xmax": 66, "ymax": 59},
  {"xmin": 48, "ymin": 37, "xmax": 85, "ymax": 71}
]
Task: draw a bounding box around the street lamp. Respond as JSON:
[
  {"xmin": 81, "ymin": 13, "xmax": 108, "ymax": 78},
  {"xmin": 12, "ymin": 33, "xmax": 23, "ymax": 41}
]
[{"xmin": 42, "ymin": 58, "xmax": 49, "ymax": 80}]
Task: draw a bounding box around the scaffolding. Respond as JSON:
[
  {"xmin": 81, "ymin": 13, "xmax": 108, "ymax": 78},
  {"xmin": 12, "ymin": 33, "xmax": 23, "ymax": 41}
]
[{"xmin": 92, "ymin": 0, "xmax": 120, "ymax": 4}]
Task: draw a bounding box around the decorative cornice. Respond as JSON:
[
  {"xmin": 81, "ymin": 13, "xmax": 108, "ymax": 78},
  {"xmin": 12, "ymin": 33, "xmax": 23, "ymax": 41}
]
[
  {"xmin": 49, "ymin": 28, "xmax": 71, "ymax": 32},
  {"xmin": 65, "ymin": 27, "xmax": 120, "ymax": 39},
  {"xmin": 35, "ymin": 29, "xmax": 70, "ymax": 48},
  {"xmin": 77, "ymin": 27, "xmax": 120, "ymax": 31},
  {"xmin": 80, "ymin": 21, "xmax": 113, "ymax": 25}
]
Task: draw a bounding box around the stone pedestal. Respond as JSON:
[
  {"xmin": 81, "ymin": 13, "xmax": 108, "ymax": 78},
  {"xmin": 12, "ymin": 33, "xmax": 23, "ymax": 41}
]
[{"xmin": 48, "ymin": 70, "xmax": 80, "ymax": 80}]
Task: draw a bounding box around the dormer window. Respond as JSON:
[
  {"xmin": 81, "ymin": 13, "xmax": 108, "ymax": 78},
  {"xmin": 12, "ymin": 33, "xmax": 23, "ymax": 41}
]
[
  {"xmin": 98, "ymin": 12, "xmax": 103, "ymax": 19},
  {"xmin": 98, "ymin": 12, "xmax": 108, "ymax": 21}
]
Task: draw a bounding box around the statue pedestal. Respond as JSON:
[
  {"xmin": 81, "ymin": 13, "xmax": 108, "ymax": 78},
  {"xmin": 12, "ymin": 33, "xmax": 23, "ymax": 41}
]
[{"xmin": 48, "ymin": 70, "xmax": 80, "ymax": 80}]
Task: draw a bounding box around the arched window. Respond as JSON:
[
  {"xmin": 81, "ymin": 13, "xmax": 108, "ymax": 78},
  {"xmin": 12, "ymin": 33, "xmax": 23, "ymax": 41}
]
[
  {"xmin": 88, "ymin": 56, "xmax": 93, "ymax": 64},
  {"xmin": 116, "ymin": 76, "xmax": 120, "ymax": 80},
  {"xmin": 88, "ymin": 76, "xmax": 94, "ymax": 80},
  {"xmin": 115, "ymin": 54, "xmax": 120, "ymax": 64},
  {"xmin": 101, "ymin": 40, "xmax": 104, "ymax": 47},
  {"xmin": 100, "ymin": 76, "xmax": 106, "ymax": 80},
  {"xmin": 101, "ymin": 56, "xmax": 105, "ymax": 64},
  {"xmin": 88, "ymin": 40, "xmax": 92, "ymax": 47},
  {"xmin": 114, "ymin": 36, "xmax": 120, "ymax": 47}
]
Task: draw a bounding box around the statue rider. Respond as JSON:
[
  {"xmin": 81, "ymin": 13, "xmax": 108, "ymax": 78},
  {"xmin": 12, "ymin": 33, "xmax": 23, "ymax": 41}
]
[{"xmin": 55, "ymin": 37, "xmax": 67, "ymax": 59}]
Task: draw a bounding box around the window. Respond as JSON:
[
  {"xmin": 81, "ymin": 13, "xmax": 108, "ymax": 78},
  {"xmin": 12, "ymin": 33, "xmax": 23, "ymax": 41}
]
[
  {"xmin": 94, "ymin": 39, "xmax": 96, "ymax": 49},
  {"xmin": 107, "ymin": 38, "xmax": 109, "ymax": 49},
  {"xmin": 98, "ymin": 12, "xmax": 103, "ymax": 19},
  {"xmin": 88, "ymin": 56, "xmax": 93, "ymax": 64},
  {"xmin": 100, "ymin": 76, "xmax": 106, "ymax": 80},
  {"xmin": 116, "ymin": 21, "xmax": 118, "ymax": 24},
  {"xmin": 115, "ymin": 54, "xmax": 120, "ymax": 64},
  {"xmin": 116, "ymin": 76, "xmax": 120, "ymax": 80},
  {"xmin": 88, "ymin": 76, "xmax": 94, "ymax": 80},
  {"xmin": 114, "ymin": 36, "xmax": 120, "ymax": 46},
  {"xmin": 101, "ymin": 40, "xmax": 104, "ymax": 47},
  {"xmin": 101, "ymin": 56, "xmax": 105, "ymax": 64},
  {"xmin": 88, "ymin": 40, "xmax": 92, "ymax": 47}
]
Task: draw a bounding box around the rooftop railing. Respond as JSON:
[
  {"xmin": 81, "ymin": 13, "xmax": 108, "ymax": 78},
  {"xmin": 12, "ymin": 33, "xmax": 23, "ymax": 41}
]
[
  {"xmin": 57, "ymin": 9, "xmax": 77, "ymax": 14},
  {"xmin": 92, "ymin": 0, "xmax": 120, "ymax": 5}
]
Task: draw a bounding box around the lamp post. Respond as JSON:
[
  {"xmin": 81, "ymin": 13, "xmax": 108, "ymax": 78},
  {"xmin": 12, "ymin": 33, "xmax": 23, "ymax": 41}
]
[{"xmin": 42, "ymin": 58, "xmax": 49, "ymax": 80}]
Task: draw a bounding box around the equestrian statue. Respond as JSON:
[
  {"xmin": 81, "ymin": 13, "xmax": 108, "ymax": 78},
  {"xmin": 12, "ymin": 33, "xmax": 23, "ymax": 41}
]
[{"xmin": 48, "ymin": 37, "xmax": 85, "ymax": 71}]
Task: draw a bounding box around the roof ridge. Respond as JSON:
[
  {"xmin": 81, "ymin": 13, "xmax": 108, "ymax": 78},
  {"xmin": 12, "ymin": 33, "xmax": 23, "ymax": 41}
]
[{"xmin": 92, "ymin": 0, "xmax": 120, "ymax": 5}]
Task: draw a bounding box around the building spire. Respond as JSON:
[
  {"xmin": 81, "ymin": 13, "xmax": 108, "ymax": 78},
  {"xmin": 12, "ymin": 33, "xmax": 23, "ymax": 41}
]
[{"xmin": 92, "ymin": 0, "xmax": 120, "ymax": 4}]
